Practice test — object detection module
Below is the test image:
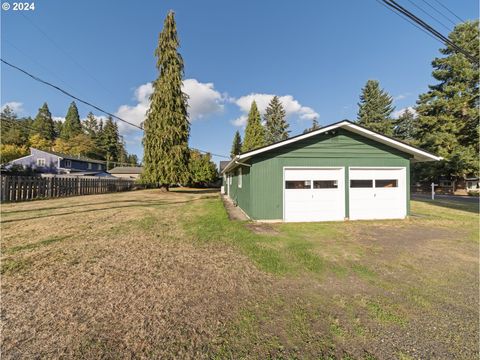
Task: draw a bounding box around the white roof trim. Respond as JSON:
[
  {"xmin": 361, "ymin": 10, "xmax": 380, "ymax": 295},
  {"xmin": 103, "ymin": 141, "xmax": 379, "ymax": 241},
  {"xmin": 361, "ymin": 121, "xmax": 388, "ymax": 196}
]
[{"xmin": 222, "ymin": 121, "xmax": 441, "ymax": 174}]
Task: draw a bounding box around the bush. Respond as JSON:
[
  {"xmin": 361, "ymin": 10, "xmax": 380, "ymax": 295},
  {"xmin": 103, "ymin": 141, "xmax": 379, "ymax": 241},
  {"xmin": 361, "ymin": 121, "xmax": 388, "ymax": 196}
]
[{"xmin": 467, "ymin": 190, "xmax": 480, "ymax": 197}]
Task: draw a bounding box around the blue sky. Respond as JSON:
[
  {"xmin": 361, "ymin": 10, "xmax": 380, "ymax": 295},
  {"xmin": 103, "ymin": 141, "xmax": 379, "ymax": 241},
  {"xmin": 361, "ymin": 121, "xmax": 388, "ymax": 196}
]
[{"xmin": 1, "ymin": 0, "xmax": 478, "ymax": 164}]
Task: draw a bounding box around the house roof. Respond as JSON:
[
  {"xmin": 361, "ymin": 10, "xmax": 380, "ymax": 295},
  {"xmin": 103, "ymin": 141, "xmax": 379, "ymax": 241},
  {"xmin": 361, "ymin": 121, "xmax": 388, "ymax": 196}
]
[
  {"xmin": 108, "ymin": 166, "xmax": 143, "ymax": 174},
  {"xmin": 219, "ymin": 161, "xmax": 230, "ymax": 172},
  {"xmin": 222, "ymin": 120, "xmax": 441, "ymax": 174},
  {"xmin": 33, "ymin": 148, "xmax": 106, "ymax": 164}
]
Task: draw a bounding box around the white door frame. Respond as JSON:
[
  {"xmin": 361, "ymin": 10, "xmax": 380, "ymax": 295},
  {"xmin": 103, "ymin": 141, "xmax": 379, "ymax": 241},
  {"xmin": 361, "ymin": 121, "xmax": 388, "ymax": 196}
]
[
  {"xmin": 282, "ymin": 166, "xmax": 345, "ymax": 222},
  {"xmin": 348, "ymin": 166, "xmax": 407, "ymax": 220}
]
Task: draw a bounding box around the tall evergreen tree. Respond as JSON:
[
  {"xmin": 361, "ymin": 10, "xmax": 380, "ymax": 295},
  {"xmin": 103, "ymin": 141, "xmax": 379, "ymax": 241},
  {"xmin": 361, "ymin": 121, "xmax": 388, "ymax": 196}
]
[
  {"xmin": 357, "ymin": 80, "xmax": 395, "ymax": 135},
  {"xmin": 393, "ymin": 108, "xmax": 417, "ymax": 142},
  {"xmin": 415, "ymin": 20, "xmax": 479, "ymax": 180},
  {"xmin": 142, "ymin": 11, "xmax": 190, "ymax": 189},
  {"xmin": 83, "ymin": 112, "xmax": 99, "ymax": 139},
  {"xmin": 33, "ymin": 103, "xmax": 55, "ymax": 141},
  {"xmin": 264, "ymin": 96, "xmax": 289, "ymax": 143},
  {"xmin": 241, "ymin": 101, "xmax": 265, "ymax": 152},
  {"xmin": 0, "ymin": 106, "xmax": 28, "ymax": 146},
  {"xmin": 101, "ymin": 116, "xmax": 120, "ymax": 167},
  {"xmin": 230, "ymin": 130, "xmax": 242, "ymax": 158},
  {"xmin": 60, "ymin": 101, "xmax": 82, "ymax": 139}
]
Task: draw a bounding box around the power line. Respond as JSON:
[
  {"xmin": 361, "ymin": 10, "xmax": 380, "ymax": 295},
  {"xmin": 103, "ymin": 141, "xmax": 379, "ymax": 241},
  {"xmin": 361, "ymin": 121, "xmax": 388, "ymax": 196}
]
[
  {"xmin": 418, "ymin": 0, "xmax": 458, "ymax": 26},
  {"xmin": 19, "ymin": 13, "xmax": 117, "ymax": 100},
  {"xmin": 380, "ymin": 0, "xmax": 477, "ymax": 64},
  {"xmin": 430, "ymin": 0, "xmax": 465, "ymax": 23},
  {"xmin": 0, "ymin": 59, "xmax": 230, "ymax": 158},
  {"xmin": 1, "ymin": 58, "xmax": 143, "ymax": 130},
  {"xmin": 375, "ymin": 0, "xmax": 443, "ymax": 45},
  {"xmin": 404, "ymin": 0, "xmax": 452, "ymax": 32}
]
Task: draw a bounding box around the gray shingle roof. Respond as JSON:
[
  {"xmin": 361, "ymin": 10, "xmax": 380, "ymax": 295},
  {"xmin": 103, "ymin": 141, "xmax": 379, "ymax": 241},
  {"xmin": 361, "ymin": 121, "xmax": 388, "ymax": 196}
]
[{"xmin": 108, "ymin": 166, "xmax": 143, "ymax": 174}]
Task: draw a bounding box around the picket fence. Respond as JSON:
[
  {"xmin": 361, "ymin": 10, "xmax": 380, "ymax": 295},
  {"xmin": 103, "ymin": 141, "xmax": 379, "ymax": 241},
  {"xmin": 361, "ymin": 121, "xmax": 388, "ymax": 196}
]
[{"xmin": 1, "ymin": 175, "xmax": 135, "ymax": 202}]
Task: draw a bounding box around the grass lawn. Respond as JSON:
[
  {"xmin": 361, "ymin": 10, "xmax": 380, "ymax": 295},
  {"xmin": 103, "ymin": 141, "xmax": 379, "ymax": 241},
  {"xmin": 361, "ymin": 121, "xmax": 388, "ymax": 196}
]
[{"xmin": 1, "ymin": 189, "xmax": 478, "ymax": 359}]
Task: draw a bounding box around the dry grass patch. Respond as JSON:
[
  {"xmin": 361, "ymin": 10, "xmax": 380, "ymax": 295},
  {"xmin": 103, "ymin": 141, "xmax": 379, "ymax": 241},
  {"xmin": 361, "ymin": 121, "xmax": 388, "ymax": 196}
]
[{"xmin": 1, "ymin": 189, "xmax": 270, "ymax": 359}]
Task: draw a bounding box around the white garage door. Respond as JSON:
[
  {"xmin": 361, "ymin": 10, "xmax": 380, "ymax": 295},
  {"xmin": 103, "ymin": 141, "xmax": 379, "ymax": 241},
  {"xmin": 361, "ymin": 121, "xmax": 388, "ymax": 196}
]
[
  {"xmin": 284, "ymin": 168, "xmax": 345, "ymax": 222},
  {"xmin": 349, "ymin": 167, "xmax": 406, "ymax": 220}
]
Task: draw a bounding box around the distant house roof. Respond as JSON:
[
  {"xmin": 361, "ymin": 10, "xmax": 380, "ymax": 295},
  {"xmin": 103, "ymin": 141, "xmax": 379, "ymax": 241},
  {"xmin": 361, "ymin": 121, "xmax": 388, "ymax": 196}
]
[
  {"xmin": 34, "ymin": 148, "xmax": 106, "ymax": 164},
  {"xmin": 108, "ymin": 166, "xmax": 143, "ymax": 174},
  {"xmin": 219, "ymin": 161, "xmax": 230, "ymax": 172}
]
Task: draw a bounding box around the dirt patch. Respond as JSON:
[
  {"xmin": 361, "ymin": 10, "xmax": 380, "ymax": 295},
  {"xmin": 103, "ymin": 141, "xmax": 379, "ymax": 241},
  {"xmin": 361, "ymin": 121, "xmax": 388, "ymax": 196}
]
[
  {"xmin": 221, "ymin": 195, "xmax": 248, "ymax": 221},
  {"xmin": 245, "ymin": 223, "xmax": 280, "ymax": 235}
]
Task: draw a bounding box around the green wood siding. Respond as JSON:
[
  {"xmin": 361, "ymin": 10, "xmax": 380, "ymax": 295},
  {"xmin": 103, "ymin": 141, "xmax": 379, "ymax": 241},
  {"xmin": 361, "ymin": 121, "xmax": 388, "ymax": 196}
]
[
  {"xmin": 235, "ymin": 129, "xmax": 412, "ymax": 220},
  {"xmin": 226, "ymin": 165, "xmax": 251, "ymax": 217}
]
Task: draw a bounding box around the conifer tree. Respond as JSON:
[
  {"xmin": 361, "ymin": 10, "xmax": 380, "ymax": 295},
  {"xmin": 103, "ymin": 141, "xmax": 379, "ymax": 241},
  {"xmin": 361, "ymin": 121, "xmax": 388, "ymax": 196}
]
[
  {"xmin": 415, "ymin": 20, "xmax": 479, "ymax": 180},
  {"xmin": 230, "ymin": 130, "xmax": 242, "ymax": 158},
  {"xmin": 0, "ymin": 106, "xmax": 30, "ymax": 146},
  {"xmin": 83, "ymin": 112, "xmax": 99, "ymax": 139},
  {"xmin": 61, "ymin": 101, "xmax": 82, "ymax": 139},
  {"xmin": 264, "ymin": 96, "xmax": 289, "ymax": 143},
  {"xmin": 241, "ymin": 101, "xmax": 265, "ymax": 152},
  {"xmin": 393, "ymin": 108, "xmax": 417, "ymax": 142},
  {"xmin": 357, "ymin": 80, "xmax": 395, "ymax": 135},
  {"xmin": 188, "ymin": 150, "xmax": 218, "ymax": 185},
  {"xmin": 142, "ymin": 11, "xmax": 190, "ymax": 189},
  {"xmin": 33, "ymin": 103, "xmax": 55, "ymax": 141},
  {"xmin": 101, "ymin": 116, "xmax": 120, "ymax": 167},
  {"xmin": 303, "ymin": 117, "xmax": 320, "ymax": 134}
]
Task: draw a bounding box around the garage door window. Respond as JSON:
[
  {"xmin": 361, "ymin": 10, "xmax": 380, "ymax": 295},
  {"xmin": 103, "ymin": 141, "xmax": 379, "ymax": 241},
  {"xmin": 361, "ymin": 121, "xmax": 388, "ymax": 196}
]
[
  {"xmin": 350, "ymin": 179, "xmax": 373, "ymax": 188},
  {"xmin": 313, "ymin": 180, "xmax": 338, "ymax": 189},
  {"xmin": 375, "ymin": 179, "xmax": 398, "ymax": 188},
  {"xmin": 285, "ymin": 180, "xmax": 311, "ymax": 189}
]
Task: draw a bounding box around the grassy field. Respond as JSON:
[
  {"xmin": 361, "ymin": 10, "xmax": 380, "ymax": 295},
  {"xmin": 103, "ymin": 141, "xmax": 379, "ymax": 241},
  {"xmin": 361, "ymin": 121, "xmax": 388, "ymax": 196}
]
[{"xmin": 1, "ymin": 189, "xmax": 478, "ymax": 359}]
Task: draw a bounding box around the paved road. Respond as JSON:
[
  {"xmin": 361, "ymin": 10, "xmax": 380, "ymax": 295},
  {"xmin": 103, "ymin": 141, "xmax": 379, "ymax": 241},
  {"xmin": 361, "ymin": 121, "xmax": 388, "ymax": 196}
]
[{"xmin": 412, "ymin": 193, "xmax": 479, "ymax": 203}]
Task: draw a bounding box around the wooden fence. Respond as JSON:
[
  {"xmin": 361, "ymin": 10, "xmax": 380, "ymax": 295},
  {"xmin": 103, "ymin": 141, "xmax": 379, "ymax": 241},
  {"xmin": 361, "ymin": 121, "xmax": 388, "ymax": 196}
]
[{"xmin": 1, "ymin": 176, "xmax": 135, "ymax": 202}]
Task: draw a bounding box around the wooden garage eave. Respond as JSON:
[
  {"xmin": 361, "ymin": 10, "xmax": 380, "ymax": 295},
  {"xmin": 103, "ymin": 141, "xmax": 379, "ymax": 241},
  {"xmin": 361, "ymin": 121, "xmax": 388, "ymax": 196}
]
[{"xmin": 221, "ymin": 120, "xmax": 441, "ymax": 174}]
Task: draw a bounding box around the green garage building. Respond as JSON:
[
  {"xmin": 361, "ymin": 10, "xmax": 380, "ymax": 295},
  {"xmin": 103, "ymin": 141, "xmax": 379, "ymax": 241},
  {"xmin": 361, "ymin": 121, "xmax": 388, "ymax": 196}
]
[{"xmin": 221, "ymin": 120, "xmax": 440, "ymax": 222}]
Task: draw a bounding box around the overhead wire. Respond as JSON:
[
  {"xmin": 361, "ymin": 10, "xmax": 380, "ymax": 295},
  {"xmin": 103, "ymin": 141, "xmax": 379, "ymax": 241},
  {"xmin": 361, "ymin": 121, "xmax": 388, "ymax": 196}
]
[
  {"xmin": 380, "ymin": 0, "xmax": 477, "ymax": 64},
  {"xmin": 1, "ymin": 59, "xmax": 230, "ymax": 158},
  {"xmin": 430, "ymin": 0, "xmax": 465, "ymax": 23},
  {"xmin": 403, "ymin": 0, "xmax": 452, "ymax": 32},
  {"xmin": 418, "ymin": 0, "xmax": 458, "ymax": 26}
]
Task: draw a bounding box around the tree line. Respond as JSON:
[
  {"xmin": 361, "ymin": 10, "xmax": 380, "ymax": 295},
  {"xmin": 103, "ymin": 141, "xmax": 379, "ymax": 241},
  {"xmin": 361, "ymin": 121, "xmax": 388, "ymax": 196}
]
[
  {"xmin": 230, "ymin": 20, "xmax": 479, "ymax": 182},
  {"xmin": 0, "ymin": 101, "xmax": 138, "ymax": 168}
]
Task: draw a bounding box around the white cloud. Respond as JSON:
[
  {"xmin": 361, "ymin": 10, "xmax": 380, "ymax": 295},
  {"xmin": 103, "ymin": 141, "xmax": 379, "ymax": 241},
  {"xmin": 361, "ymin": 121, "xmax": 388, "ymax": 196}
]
[
  {"xmin": 231, "ymin": 93, "xmax": 319, "ymax": 127},
  {"xmin": 114, "ymin": 79, "xmax": 224, "ymax": 135},
  {"xmin": 1, "ymin": 101, "xmax": 24, "ymax": 114},
  {"xmin": 393, "ymin": 106, "xmax": 417, "ymax": 119},
  {"xmin": 394, "ymin": 93, "xmax": 411, "ymax": 101},
  {"xmin": 183, "ymin": 79, "xmax": 224, "ymax": 120}
]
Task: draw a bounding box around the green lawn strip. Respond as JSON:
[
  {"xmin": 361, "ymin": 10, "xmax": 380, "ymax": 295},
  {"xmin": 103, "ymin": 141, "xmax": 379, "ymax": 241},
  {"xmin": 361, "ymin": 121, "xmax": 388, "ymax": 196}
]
[
  {"xmin": 184, "ymin": 198, "xmax": 356, "ymax": 276},
  {"xmin": 1, "ymin": 257, "xmax": 32, "ymax": 275},
  {"xmin": 4, "ymin": 235, "xmax": 71, "ymax": 254}
]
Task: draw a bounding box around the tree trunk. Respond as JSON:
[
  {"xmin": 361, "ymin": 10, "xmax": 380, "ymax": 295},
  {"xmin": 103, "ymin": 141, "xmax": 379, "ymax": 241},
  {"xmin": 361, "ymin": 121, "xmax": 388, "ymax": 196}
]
[{"xmin": 159, "ymin": 184, "xmax": 169, "ymax": 192}]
